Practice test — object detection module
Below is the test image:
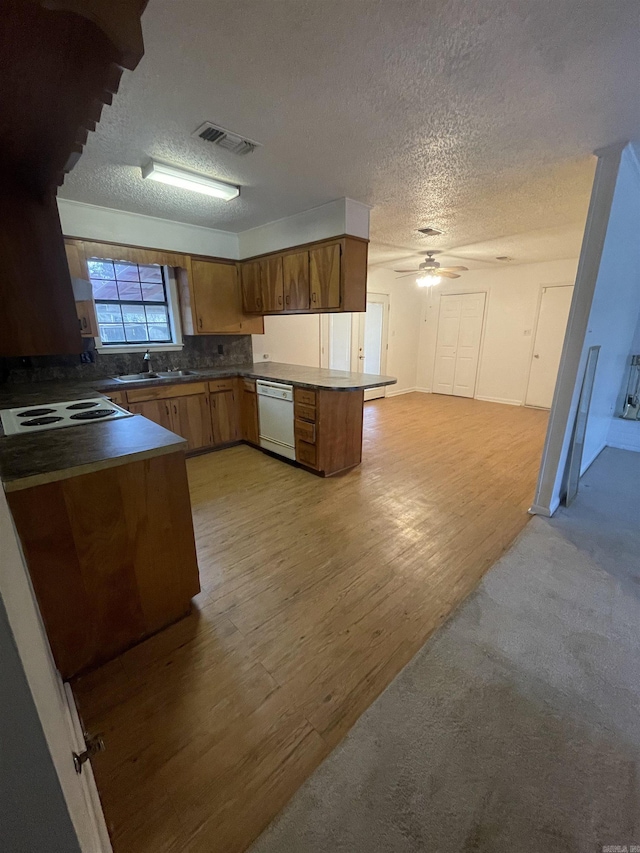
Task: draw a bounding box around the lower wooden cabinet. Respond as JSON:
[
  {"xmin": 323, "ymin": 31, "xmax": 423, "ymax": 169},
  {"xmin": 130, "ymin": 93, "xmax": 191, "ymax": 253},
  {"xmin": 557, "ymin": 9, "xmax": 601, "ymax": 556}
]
[
  {"xmin": 210, "ymin": 389, "xmax": 239, "ymax": 445},
  {"xmin": 129, "ymin": 392, "xmax": 212, "ymax": 453},
  {"xmin": 239, "ymin": 379, "xmax": 260, "ymax": 445},
  {"xmin": 294, "ymin": 386, "xmax": 364, "ymax": 475}
]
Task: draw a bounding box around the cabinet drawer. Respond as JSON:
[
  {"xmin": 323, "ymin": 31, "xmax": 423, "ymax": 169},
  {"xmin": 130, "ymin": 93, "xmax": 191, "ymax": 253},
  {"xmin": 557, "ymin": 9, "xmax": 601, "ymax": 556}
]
[
  {"xmin": 294, "ymin": 402, "xmax": 316, "ymax": 422},
  {"xmin": 295, "ymin": 418, "xmax": 316, "ymax": 444},
  {"xmin": 296, "ymin": 440, "xmax": 317, "ymax": 468},
  {"xmin": 242, "ymin": 379, "xmax": 257, "ymax": 392},
  {"xmin": 126, "ymin": 382, "xmax": 207, "ymax": 403},
  {"xmin": 208, "ymin": 379, "xmax": 235, "ymax": 393},
  {"xmin": 294, "ymin": 387, "xmax": 316, "ymax": 406}
]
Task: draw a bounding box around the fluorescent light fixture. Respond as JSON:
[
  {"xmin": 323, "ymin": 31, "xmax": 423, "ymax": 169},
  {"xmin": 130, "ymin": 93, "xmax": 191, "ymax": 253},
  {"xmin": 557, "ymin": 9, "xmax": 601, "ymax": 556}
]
[
  {"xmin": 416, "ymin": 272, "xmax": 441, "ymax": 287},
  {"xmin": 141, "ymin": 160, "xmax": 240, "ymax": 201}
]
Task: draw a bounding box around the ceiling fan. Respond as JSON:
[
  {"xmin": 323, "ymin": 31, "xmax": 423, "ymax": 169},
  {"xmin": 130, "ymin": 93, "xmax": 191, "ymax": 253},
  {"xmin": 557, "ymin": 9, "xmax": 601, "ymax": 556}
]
[{"xmin": 395, "ymin": 252, "xmax": 468, "ymax": 287}]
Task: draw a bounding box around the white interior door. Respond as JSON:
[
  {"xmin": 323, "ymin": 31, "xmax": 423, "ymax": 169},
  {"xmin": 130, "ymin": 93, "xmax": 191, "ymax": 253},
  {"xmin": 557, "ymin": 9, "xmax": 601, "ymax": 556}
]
[
  {"xmin": 526, "ymin": 285, "xmax": 574, "ymax": 408},
  {"xmin": 357, "ymin": 294, "xmax": 389, "ymax": 401},
  {"xmin": 433, "ymin": 292, "xmax": 486, "ymax": 397}
]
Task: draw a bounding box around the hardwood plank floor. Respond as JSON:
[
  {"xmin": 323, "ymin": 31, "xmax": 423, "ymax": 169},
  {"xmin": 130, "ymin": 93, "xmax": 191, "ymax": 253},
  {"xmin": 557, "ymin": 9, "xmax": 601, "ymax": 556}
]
[{"xmin": 72, "ymin": 393, "xmax": 548, "ymax": 853}]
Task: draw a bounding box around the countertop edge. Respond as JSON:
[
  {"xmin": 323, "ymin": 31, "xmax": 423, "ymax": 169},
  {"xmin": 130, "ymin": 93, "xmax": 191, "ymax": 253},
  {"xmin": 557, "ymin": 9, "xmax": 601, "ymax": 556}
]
[{"xmin": 3, "ymin": 436, "xmax": 187, "ymax": 493}]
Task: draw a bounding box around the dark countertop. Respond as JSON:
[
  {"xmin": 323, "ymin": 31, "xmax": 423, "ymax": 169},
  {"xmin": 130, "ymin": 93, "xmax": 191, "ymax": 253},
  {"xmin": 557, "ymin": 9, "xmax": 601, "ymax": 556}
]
[{"xmin": 0, "ymin": 416, "xmax": 186, "ymax": 492}]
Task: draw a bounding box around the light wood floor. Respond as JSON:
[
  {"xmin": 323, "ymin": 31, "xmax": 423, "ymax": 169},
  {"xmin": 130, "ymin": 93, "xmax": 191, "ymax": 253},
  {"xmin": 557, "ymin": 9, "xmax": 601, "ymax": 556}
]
[{"xmin": 72, "ymin": 393, "xmax": 548, "ymax": 853}]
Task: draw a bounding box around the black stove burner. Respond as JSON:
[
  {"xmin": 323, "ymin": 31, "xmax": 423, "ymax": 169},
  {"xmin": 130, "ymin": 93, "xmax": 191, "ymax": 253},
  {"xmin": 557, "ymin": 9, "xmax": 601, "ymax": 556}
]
[
  {"xmin": 17, "ymin": 407, "xmax": 56, "ymax": 417},
  {"xmin": 66, "ymin": 401, "xmax": 100, "ymax": 411},
  {"xmin": 22, "ymin": 416, "xmax": 64, "ymax": 426},
  {"xmin": 69, "ymin": 409, "xmax": 115, "ymax": 421}
]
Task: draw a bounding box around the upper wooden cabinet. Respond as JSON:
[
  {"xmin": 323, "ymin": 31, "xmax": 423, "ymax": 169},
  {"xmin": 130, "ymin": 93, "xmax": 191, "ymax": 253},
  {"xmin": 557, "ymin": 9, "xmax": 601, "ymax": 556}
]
[
  {"xmin": 310, "ymin": 242, "xmax": 341, "ymax": 310},
  {"xmin": 283, "ymin": 251, "xmax": 310, "ymax": 311},
  {"xmin": 240, "ymin": 236, "xmax": 367, "ymax": 316},
  {"xmin": 240, "ymin": 261, "xmax": 263, "ymax": 313},
  {"xmin": 179, "ymin": 259, "xmax": 264, "ymax": 336}
]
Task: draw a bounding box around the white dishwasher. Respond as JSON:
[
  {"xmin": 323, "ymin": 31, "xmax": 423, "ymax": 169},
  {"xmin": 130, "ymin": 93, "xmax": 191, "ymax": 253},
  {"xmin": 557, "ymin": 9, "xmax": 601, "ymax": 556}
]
[{"xmin": 256, "ymin": 380, "xmax": 296, "ymax": 460}]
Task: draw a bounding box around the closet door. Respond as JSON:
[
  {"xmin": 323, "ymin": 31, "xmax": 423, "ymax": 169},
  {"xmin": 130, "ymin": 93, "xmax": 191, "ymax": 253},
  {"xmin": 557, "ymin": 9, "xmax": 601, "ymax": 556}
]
[
  {"xmin": 433, "ymin": 294, "xmax": 463, "ymax": 394},
  {"xmin": 452, "ymin": 293, "xmax": 486, "ymax": 397},
  {"xmin": 433, "ymin": 293, "xmax": 485, "ymax": 398}
]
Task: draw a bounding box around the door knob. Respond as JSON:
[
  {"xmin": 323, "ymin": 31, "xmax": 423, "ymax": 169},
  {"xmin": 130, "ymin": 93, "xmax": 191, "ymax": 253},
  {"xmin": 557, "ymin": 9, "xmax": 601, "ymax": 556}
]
[{"xmin": 534, "ymin": 354, "xmax": 540, "ymax": 359}]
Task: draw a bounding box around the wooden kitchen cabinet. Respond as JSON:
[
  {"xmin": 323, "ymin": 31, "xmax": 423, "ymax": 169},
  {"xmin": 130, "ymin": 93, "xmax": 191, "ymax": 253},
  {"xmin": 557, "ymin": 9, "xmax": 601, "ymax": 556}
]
[
  {"xmin": 210, "ymin": 389, "xmax": 239, "ymax": 445},
  {"xmin": 129, "ymin": 398, "xmax": 174, "ymax": 432},
  {"xmin": 260, "ymin": 255, "xmax": 284, "ymax": 312},
  {"xmin": 310, "ymin": 242, "xmax": 341, "ymax": 310},
  {"xmin": 240, "ymin": 261, "xmax": 263, "ymax": 313},
  {"xmin": 128, "ymin": 384, "xmax": 213, "ymax": 453},
  {"xmin": 283, "ymin": 250, "xmax": 310, "ymax": 311},
  {"xmin": 179, "ymin": 259, "xmax": 264, "ymax": 336},
  {"xmin": 64, "ymin": 239, "xmax": 99, "ymax": 338},
  {"xmin": 239, "ymin": 379, "xmax": 260, "ymax": 445},
  {"xmin": 294, "ymin": 386, "xmax": 364, "ymax": 476}
]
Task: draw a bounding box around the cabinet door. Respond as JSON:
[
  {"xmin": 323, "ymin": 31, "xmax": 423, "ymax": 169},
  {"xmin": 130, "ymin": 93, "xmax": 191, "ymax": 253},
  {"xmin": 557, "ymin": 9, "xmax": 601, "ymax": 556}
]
[
  {"xmin": 310, "ymin": 242, "xmax": 341, "ymax": 310},
  {"xmin": 190, "ymin": 259, "xmax": 263, "ymax": 334},
  {"xmin": 241, "ymin": 261, "xmax": 263, "ymax": 313},
  {"xmin": 75, "ymin": 300, "xmax": 98, "ymax": 337},
  {"xmin": 129, "ymin": 399, "xmax": 173, "ymax": 431},
  {"xmin": 170, "ymin": 394, "xmax": 213, "ymax": 452},
  {"xmin": 260, "ymin": 255, "xmax": 284, "ymax": 312},
  {"xmin": 239, "ymin": 383, "xmax": 260, "ymax": 445},
  {"xmin": 283, "ymin": 251, "xmax": 310, "ymax": 311},
  {"xmin": 64, "ymin": 240, "xmax": 88, "ymax": 280},
  {"xmin": 210, "ymin": 390, "xmax": 239, "ymax": 446}
]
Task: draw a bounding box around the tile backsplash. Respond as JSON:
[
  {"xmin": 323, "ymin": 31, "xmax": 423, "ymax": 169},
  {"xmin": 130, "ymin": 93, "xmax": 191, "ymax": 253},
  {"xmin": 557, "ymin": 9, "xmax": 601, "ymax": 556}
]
[{"xmin": 0, "ymin": 335, "xmax": 254, "ymax": 384}]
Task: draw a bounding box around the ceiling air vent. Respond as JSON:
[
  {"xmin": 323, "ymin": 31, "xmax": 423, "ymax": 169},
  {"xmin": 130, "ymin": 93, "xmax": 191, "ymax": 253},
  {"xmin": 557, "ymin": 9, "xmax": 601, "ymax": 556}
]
[
  {"xmin": 418, "ymin": 227, "xmax": 443, "ymax": 236},
  {"xmin": 192, "ymin": 122, "xmax": 261, "ymax": 156}
]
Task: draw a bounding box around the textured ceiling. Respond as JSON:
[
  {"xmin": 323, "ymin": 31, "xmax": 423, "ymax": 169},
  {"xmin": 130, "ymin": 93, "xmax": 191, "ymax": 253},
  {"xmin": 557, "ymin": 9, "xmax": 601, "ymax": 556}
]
[{"xmin": 60, "ymin": 0, "xmax": 640, "ymax": 267}]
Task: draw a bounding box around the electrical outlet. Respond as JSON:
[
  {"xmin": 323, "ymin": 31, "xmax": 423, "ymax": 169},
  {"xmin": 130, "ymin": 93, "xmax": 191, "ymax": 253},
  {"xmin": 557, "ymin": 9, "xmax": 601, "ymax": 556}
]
[{"xmin": 217, "ymin": 344, "xmax": 224, "ymax": 354}]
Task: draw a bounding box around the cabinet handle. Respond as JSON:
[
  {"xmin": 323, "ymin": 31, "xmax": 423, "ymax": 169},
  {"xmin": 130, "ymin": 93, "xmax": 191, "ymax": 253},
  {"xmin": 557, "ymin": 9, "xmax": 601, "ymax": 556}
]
[
  {"xmin": 312, "ymin": 292, "xmax": 317, "ymax": 303},
  {"xmin": 165, "ymin": 404, "xmax": 170, "ymax": 417},
  {"xmin": 257, "ymin": 297, "xmax": 262, "ymax": 309},
  {"xmin": 212, "ymin": 397, "xmax": 216, "ymax": 408},
  {"xmin": 285, "ymin": 295, "xmax": 290, "ymax": 305},
  {"xmin": 173, "ymin": 404, "xmax": 178, "ymax": 415},
  {"xmin": 278, "ymin": 295, "xmax": 282, "ymax": 305},
  {"xmin": 198, "ymin": 317, "xmax": 203, "ymax": 329},
  {"xmin": 81, "ymin": 317, "xmax": 87, "ymax": 329}
]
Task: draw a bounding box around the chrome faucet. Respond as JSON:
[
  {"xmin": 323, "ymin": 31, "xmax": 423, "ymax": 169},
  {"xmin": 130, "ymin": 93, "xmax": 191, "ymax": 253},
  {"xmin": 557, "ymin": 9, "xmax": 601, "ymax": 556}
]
[{"xmin": 143, "ymin": 349, "xmax": 153, "ymax": 374}]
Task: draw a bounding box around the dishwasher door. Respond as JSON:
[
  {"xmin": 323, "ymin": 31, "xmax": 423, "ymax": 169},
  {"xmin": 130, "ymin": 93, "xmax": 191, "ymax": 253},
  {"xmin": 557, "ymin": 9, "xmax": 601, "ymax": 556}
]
[{"xmin": 256, "ymin": 381, "xmax": 296, "ymax": 460}]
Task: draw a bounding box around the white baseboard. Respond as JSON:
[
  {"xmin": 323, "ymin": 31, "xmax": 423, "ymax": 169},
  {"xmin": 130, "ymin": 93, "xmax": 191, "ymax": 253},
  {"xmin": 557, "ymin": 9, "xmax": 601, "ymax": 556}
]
[
  {"xmin": 385, "ymin": 387, "xmax": 417, "ymax": 398},
  {"xmin": 414, "ymin": 387, "xmax": 431, "ymax": 394},
  {"xmin": 475, "ymin": 395, "xmax": 522, "ymax": 406},
  {"xmin": 606, "ymin": 440, "xmax": 640, "ymax": 453}
]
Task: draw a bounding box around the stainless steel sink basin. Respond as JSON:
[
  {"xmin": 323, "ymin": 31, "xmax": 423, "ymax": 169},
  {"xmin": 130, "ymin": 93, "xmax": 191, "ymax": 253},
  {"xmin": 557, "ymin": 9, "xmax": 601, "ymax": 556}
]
[
  {"xmin": 114, "ymin": 372, "xmax": 159, "ymax": 382},
  {"xmin": 156, "ymin": 370, "xmax": 199, "ymax": 378}
]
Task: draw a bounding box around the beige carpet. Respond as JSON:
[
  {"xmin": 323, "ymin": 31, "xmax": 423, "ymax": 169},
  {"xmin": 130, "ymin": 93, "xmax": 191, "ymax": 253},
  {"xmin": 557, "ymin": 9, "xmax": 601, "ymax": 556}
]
[{"xmin": 250, "ymin": 448, "xmax": 640, "ymax": 853}]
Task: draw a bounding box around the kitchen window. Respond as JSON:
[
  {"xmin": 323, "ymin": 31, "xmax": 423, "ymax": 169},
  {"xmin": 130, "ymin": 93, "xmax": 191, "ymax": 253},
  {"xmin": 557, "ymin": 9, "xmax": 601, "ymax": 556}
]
[{"xmin": 87, "ymin": 259, "xmax": 183, "ymax": 351}]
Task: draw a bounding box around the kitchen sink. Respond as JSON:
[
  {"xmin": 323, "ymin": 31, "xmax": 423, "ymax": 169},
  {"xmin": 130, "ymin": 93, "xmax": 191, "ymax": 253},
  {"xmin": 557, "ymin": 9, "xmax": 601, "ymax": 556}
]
[
  {"xmin": 114, "ymin": 372, "xmax": 160, "ymax": 382},
  {"xmin": 156, "ymin": 370, "xmax": 199, "ymax": 378}
]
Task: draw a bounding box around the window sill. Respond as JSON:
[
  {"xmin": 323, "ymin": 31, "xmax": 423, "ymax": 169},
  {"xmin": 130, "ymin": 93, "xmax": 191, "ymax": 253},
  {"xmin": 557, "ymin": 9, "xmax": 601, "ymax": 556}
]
[{"xmin": 96, "ymin": 342, "xmax": 184, "ymax": 355}]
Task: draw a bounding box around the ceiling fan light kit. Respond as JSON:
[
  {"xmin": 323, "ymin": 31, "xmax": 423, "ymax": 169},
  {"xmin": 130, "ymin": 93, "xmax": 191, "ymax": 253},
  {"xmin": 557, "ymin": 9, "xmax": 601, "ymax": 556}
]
[{"xmin": 394, "ymin": 251, "xmax": 468, "ymax": 287}]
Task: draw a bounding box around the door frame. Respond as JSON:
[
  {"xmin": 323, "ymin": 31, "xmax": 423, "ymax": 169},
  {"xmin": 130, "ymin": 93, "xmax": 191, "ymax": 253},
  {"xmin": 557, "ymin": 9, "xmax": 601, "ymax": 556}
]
[
  {"xmin": 358, "ymin": 292, "xmax": 390, "ymax": 401},
  {"xmin": 524, "ymin": 282, "xmax": 574, "ymax": 409},
  {"xmin": 433, "ymin": 290, "xmax": 487, "ymax": 399}
]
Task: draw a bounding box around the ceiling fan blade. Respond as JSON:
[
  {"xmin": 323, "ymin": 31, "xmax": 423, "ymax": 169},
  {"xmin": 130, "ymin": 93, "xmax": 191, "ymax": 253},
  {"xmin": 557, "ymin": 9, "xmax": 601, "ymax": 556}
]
[
  {"xmin": 439, "ymin": 271, "xmax": 461, "ymax": 279},
  {"xmin": 393, "ymin": 269, "xmax": 422, "ymax": 274},
  {"xmin": 395, "ymin": 272, "xmax": 421, "ymax": 279},
  {"xmin": 441, "ymin": 265, "xmax": 468, "ymax": 272}
]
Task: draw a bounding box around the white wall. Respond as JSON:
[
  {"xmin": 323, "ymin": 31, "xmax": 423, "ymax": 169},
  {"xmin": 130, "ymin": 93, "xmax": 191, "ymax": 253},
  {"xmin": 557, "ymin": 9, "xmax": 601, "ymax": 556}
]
[
  {"xmin": 607, "ymin": 311, "xmax": 640, "ymax": 452},
  {"xmin": 251, "ymin": 314, "xmax": 321, "ymax": 366},
  {"xmin": 238, "ymin": 198, "xmax": 370, "ymax": 258},
  {"xmin": 416, "ymin": 259, "xmax": 578, "ymax": 405},
  {"xmin": 58, "ymin": 198, "xmax": 239, "ymax": 258}
]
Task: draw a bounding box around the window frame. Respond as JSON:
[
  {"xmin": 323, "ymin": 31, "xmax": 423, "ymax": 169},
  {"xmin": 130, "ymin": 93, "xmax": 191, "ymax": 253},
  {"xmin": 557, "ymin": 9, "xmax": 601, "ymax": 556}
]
[{"xmin": 88, "ymin": 261, "xmax": 184, "ymax": 354}]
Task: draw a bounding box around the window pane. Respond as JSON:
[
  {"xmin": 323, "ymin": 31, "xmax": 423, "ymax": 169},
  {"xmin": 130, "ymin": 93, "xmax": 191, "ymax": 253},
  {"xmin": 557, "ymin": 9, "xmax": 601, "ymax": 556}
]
[
  {"xmin": 117, "ymin": 280, "xmax": 143, "ymax": 301},
  {"xmin": 99, "ymin": 324, "xmax": 126, "ymax": 343},
  {"xmin": 122, "ymin": 304, "xmax": 147, "ymax": 323},
  {"xmin": 144, "ymin": 304, "xmax": 168, "ymax": 324},
  {"xmin": 139, "ymin": 265, "xmax": 163, "ymax": 283},
  {"xmin": 87, "ymin": 259, "xmax": 115, "ymax": 280},
  {"xmin": 96, "ymin": 303, "xmax": 123, "ymax": 324},
  {"xmin": 92, "ymin": 280, "xmax": 119, "ymax": 300},
  {"xmin": 141, "ymin": 281, "xmax": 165, "ymax": 302},
  {"xmin": 114, "ymin": 263, "xmax": 140, "ymax": 281},
  {"xmin": 124, "ymin": 324, "xmax": 149, "ymax": 342},
  {"xmin": 148, "ymin": 324, "xmax": 171, "ymax": 341}
]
